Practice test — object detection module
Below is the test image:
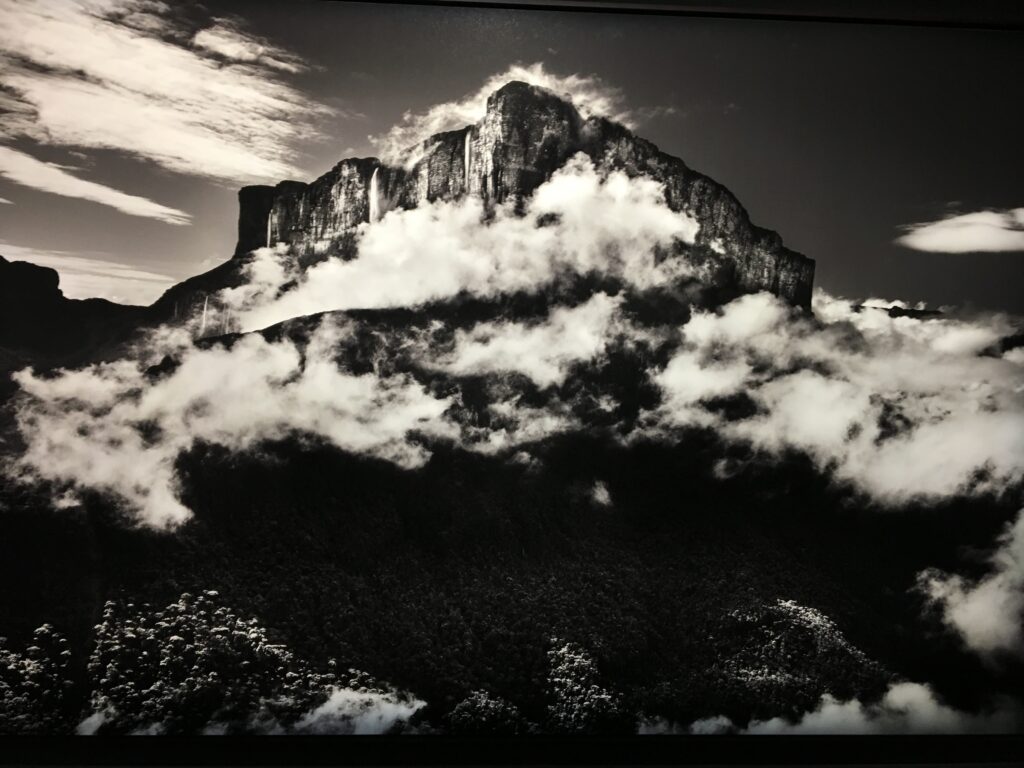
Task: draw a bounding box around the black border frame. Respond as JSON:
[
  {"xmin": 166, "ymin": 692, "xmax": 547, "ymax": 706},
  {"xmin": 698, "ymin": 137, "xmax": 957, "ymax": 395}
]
[{"xmin": 2, "ymin": 1, "xmax": 1022, "ymax": 765}]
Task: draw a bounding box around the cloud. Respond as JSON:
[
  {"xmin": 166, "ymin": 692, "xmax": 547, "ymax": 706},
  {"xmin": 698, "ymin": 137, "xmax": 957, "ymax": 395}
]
[
  {"xmin": 644, "ymin": 683, "xmax": 1023, "ymax": 735},
  {"xmin": 0, "ymin": 196, "xmax": 12, "ymax": 204},
  {"xmin": 741, "ymin": 682, "xmax": 1023, "ymax": 734},
  {"xmin": 644, "ymin": 290, "xmax": 1024, "ymax": 504},
  {"xmin": 370, "ymin": 62, "xmax": 637, "ymax": 163},
  {"xmin": 919, "ymin": 508, "xmax": 1024, "ymax": 658},
  {"xmin": 0, "ymin": 241, "xmax": 174, "ymax": 304},
  {"xmin": 9, "ymin": 319, "xmax": 460, "ymax": 528},
  {"xmin": 0, "ymin": 0, "xmax": 332, "ymax": 186},
  {"xmin": 190, "ymin": 19, "xmax": 307, "ymax": 74},
  {"xmin": 896, "ymin": 208, "xmax": 1024, "ymax": 253},
  {"xmin": 436, "ymin": 293, "xmax": 625, "ymax": 388},
  {"xmin": 228, "ymin": 155, "xmax": 699, "ymax": 332},
  {"xmin": 0, "ymin": 146, "xmax": 189, "ymax": 224},
  {"xmin": 293, "ymin": 688, "xmax": 424, "ymax": 734}
]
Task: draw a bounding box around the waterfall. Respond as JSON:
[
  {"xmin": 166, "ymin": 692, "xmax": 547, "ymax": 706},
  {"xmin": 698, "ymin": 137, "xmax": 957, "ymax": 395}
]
[
  {"xmin": 199, "ymin": 295, "xmax": 209, "ymax": 337},
  {"xmin": 368, "ymin": 167, "xmax": 380, "ymax": 223},
  {"xmin": 266, "ymin": 211, "xmax": 273, "ymax": 247},
  {"xmin": 464, "ymin": 131, "xmax": 472, "ymax": 192}
]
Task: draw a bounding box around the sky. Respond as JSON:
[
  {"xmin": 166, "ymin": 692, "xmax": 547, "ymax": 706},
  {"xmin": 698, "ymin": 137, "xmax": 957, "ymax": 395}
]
[{"xmin": 0, "ymin": 0, "xmax": 1021, "ymax": 309}]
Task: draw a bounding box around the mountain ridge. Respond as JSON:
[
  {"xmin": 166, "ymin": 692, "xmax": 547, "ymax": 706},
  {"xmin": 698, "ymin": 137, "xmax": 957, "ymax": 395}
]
[{"xmin": 234, "ymin": 81, "xmax": 814, "ymax": 308}]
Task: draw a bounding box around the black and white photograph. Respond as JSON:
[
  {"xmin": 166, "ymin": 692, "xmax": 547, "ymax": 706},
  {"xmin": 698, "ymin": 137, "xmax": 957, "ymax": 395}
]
[{"xmin": 0, "ymin": 0, "xmax": 1022, "ymax": 748}]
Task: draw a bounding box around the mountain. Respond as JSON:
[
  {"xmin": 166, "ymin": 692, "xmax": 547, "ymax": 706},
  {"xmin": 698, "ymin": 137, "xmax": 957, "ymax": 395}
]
[
  {"xmin": 6, "ymin": 82, "xmax": 1019, "ymax": 737},
  {"xmin": 1, "ymin": 81, "xmax": 814, "ymax": 373},
  {"xmin": 0, "ymin": 254, "xmax": 146, "ymax": 377},
  {"xmin": 233, "ymin": 82, "xmax": 813, "ymax": 306}
]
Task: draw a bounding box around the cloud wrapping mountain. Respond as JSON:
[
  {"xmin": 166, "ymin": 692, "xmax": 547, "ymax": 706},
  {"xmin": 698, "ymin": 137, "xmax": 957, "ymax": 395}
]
[
  {"xmin": 7, "ymin": 154, "xmax": 1024, "ymax": 537},
  {"xmin": 228, "ymin": 155, "xmax": 700, "ymax": 332},
  {"xmin": 370, "ymin": 62, "xmax": 635, "ymax": 164}
]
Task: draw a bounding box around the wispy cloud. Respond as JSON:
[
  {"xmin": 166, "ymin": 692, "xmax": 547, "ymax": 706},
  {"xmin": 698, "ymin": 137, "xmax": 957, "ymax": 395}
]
[
  {"xmin": 371, "ymin": 62, "xmax": 643, "ymax": 163},
  {"xmin": 0, "ymin": 0, "xmax": 333, "ymax": 190},
  {"xmin": 896, "ymin": 208, "xmax": 1024, "ymax": 253},
  {"xmin": 0, "ymin": 241, "xmax": 175, "ymax": 304},
  {"xmin": 0, "ymin": 196, "xmax": 12, "ymax": 204},
  {"xmin": 0, "ymin": 146, "xmax": 190, "ymax": 224},
  {"xmin": 190, "ymin": 18, "xmax": 307, "ymax": 74}
]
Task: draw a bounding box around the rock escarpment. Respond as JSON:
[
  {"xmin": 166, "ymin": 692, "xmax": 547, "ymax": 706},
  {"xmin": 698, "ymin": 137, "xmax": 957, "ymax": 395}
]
[
  {"xmin": 0, "ymin": 255, "xmax": 145, "ymax": 371},
  {"xmin": 237, "ymin": 81, "xmax": 814, "ymax": 307}
]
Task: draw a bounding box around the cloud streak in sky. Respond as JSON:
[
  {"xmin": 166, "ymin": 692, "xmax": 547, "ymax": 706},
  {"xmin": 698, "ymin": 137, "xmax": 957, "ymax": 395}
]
[
  {"xmin": 896, "ymin": 208, "xmax": 1024, "ymax": 253},
  {"xmin": 0, "ymin": 0, "xmax": 333, "ymax": 192},
  {"xmin": 0, "ymin": 146, "xmax": 190, "ymax": 225}
]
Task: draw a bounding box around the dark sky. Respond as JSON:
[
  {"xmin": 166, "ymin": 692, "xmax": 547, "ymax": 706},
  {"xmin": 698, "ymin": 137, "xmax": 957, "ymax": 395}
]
[{"xmin": 1, "ymin": 0, "xmax": 1021, "ymax": 311}]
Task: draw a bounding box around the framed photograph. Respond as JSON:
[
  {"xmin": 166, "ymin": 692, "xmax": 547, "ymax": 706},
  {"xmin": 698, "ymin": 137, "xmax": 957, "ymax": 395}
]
[{"xmin": 0, "ymin": 0, "xmax": 1021, "ymax": 763}]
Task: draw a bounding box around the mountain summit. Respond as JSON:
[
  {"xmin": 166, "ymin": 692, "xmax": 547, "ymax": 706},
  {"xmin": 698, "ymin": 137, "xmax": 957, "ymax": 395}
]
[{"xmin": 235, "ymin": 81, "xmax": 814, "ymax": 307}]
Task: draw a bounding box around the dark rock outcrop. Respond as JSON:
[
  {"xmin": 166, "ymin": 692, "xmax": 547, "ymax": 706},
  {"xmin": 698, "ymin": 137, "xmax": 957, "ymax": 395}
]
[
  {"xmin": 239, "ymin": 81, "xmax": 815, "ymax": 307},
  {"xmin": 0, "ymin": 255, "xmax": 145, "ymax": 373}
]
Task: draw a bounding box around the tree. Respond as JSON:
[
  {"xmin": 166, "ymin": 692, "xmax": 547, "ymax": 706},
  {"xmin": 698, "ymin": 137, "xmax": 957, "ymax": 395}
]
[
  {"xmin": 545, "ymin": 637, "xmax": 624, "ymax": 733},
  {"xmin": 0, "ymin": 624, "xmax": 75, "ymax": 734}
]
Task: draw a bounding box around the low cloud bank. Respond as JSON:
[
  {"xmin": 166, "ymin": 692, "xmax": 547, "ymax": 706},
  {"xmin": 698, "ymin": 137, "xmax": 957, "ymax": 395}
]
[
  {"xmin": 747, "ymin": 682, "xmax": 1023, "ymax": 734},
  {"xmin": 660, "ymin": 682, "xmax": 1023, "ymax": 735}
]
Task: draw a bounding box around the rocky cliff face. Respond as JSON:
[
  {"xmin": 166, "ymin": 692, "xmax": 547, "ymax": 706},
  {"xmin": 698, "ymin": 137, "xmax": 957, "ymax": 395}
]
[{"xmin": 237, "ymin": 81, "xmax": 814, "ymax": 307}]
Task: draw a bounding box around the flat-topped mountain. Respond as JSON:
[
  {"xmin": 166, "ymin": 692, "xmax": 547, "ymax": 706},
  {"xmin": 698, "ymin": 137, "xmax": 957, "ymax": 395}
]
[
  {"xmin": 2, "ymin": 81, "xmax": 815, "ymax": 371},
  {"xmin": 235, "ymin": 81, "xmax": 814, "ymax": 307}
]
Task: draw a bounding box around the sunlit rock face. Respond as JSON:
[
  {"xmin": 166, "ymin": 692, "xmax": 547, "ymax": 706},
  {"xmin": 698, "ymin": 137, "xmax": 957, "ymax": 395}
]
[{"xmin": 236, "ymin": 81, "xmax": 814, "ymax": 307}]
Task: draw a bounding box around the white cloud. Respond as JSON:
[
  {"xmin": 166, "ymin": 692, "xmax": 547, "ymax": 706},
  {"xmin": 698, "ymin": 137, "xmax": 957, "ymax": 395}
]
[
  {"xmin": 0, "ymin": 196, "xmax": 12, "ymax": 204},
  {"xmin": 743, "ymin": 682, "xmax": 1022, "ymax": 734},
  {"xmin": 0, "ymin": 241, "xmax": 174, "ymax": 304},
  {"xmin": 0, "ymin": 146, "xmax": 189, "ymax": 224},
  {"xmin": 896, "ymin": 208, "xmax": 1024, "ymax": 253},
  {"xmin": 294, "ymin": 688, "xmax": 424, "ymax": 734},
  {"xmin": 645, "ymin": 290, "xmax": 1024, "ymax": 505},
  {"xmin": 10, "ymin": 319, "xmax": 460, "ymax": 528},
  {"xmin": 191, "ymin": 19, "xmax": 306, "ymax": 74},
  {"xmin": 371, "ymin": 62, "xmax": 637, "ymax": 163},
  {"xmin": 647, "ymin": 683, "xmax": 1023, "ymax": 735},
  {"xmin": 229, "ymin": 155, "xmax": 698, "ymax": 332},
  {"xmin": 919, "ymin": 508, "xmax": 1024, "ymax": 658},
  {"xmin": 0, "ymin": 0, "xmax": 332, "ymax": 186},
  {"xmin": 436, "ymin": 293, "xmax": 624, "ymax": 388},
  {"xmin": 591, "ymin": 480, "xmax": 612, "ymax": 507}
]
